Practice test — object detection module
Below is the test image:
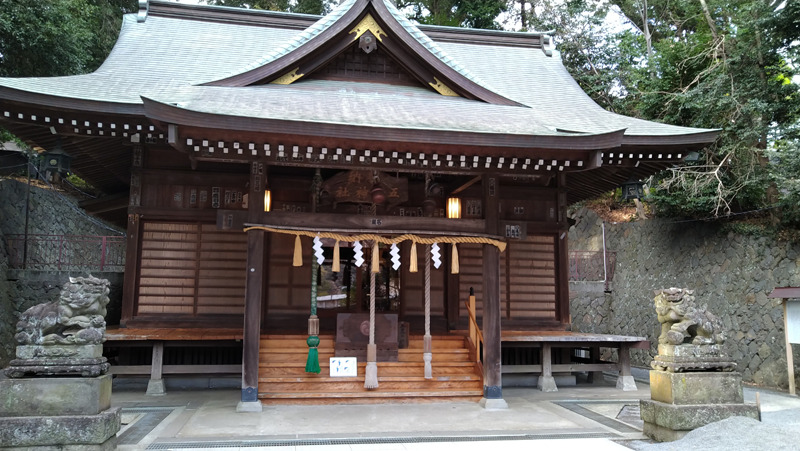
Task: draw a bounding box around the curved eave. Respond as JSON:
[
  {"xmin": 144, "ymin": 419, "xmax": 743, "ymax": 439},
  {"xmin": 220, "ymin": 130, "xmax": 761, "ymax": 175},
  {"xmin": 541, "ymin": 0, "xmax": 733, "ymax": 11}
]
[
  {"xmin": 201, "ymin": 0, "xmax": 520, "ymax": 106},
  {"xmin": 141, "ymin": 95, "xmax": 625, "ymax": 151},
  {"xmin": 621, "ymin": 129, "xmax": 721, "ymax": 148},
  {"xmin": 0, "ymin": 85, "xmax": 144, "ymax": 116}
]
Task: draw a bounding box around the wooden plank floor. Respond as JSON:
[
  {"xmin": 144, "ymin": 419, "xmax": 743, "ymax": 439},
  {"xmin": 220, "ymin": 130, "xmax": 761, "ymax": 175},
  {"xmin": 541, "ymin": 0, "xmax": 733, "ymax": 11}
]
[{"xmin": 258, "ymin": 334, "xmax": 483, "ymax": 405}]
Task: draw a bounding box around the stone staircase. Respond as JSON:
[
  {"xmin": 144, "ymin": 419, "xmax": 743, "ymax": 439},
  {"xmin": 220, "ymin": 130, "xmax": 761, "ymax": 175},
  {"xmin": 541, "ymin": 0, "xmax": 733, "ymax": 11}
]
[{"xmin": 258, "ymin": 334, "xmax": 483, "ymax": 404}]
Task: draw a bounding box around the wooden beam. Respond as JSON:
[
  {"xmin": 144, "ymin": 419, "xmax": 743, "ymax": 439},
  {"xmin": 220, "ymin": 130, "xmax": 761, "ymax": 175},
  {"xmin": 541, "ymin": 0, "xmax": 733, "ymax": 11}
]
[{"xmin": 450, "ymin": 175, "xmax": 482, "ymax": 195}]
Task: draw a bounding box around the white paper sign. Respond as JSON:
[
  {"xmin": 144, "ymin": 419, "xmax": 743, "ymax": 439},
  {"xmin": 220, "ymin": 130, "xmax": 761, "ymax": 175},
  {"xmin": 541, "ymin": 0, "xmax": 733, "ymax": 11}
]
[
  {"xmin": 329, "ymin": 357, "xmax": 357, "ymax": 377},
  {"xmin": 787, "ymin": 300, "xmax": 800, "ymax": 344}
]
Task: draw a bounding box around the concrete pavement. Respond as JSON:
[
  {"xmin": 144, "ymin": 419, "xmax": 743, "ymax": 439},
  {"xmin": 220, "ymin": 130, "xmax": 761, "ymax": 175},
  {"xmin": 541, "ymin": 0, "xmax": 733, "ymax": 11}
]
[{"xmin": 111, "ymin": 373, "xmax": 800, "ymax": 451}]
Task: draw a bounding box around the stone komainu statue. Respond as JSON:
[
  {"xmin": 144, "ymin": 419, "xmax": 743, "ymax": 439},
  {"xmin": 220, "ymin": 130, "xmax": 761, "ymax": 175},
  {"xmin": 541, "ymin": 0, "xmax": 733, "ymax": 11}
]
[
  {"xmin": 654, "ymin": 288, "xmax": 725, "ymax": 346},
  {"xmin": 15, "ymin": 275, "xmax": 111, "ymax": 346}
]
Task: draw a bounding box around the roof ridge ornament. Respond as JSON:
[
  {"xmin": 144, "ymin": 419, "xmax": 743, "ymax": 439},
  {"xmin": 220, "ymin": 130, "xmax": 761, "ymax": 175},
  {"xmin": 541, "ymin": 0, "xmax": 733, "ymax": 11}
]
[
  {"xmin": 350, "ymin": 14, "xmax": 387, "ymax": 42},
  {"xmin": 137, "ymin": 0, "xmax": 149, "ymax": 23},
  {"xmin": 541, "ymin": 34, "xmax": 555, "ymax": 57}
]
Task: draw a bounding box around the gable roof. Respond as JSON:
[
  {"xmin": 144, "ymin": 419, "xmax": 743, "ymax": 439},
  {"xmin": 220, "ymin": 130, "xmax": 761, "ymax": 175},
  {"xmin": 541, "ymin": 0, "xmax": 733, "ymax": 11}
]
[{"xmin": 0, "ymin": 0, "xmax": 719, "ymax": 209}]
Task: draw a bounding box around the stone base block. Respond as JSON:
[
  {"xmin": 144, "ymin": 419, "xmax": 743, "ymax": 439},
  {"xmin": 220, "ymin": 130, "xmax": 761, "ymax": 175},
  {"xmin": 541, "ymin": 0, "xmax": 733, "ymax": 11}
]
[
  {"xmin": 236, "ymin": 401, "xmax": 263, "ymax": 413},
  {"xmin": 652, "ymin": 344, "xmax": 736, "ymax": 372},
  {"xmin": 0, "ymin": 374, "xmax": 112, "ymax": 416},
  {"xmin": 0, "ymin": 435, "xmax": 117, "ymax": 451},
  {"xmin": 146, "ymin": 378, "xmax": 166, "ymax": 396},
  {"xmin": 650, "ymin": 370, "xmax": 744, "ymax": 405},
  {"xmin": 0, "ymin": 407, "xmax": 120, "ymax": 448},
  {"xmin": 479, "ymin": 397, "xmax": 509, "ymax": 410},
  {"xmin": 4, "ymin": 357, "xmax": 109, "ymax": 378},
  {"xmin": 16, "ymin": 344, "xmax": 104, "ymax": 360},
  {"xmin": 536, "ymin": 375, "xmax": 558, "ymax": 392},
  {"xmin": 616, "ymin": 375, "xmax": 637, "ymax": 391},
  {"xmin": 640, "ymin": 399, "xmax": 759, "ymax": 441}
]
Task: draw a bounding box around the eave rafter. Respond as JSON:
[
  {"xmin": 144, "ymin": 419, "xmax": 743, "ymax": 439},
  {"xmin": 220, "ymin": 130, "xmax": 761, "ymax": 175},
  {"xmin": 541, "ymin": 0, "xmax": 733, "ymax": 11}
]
[{"xmin": 202, "ymin": 0, "xmax": 521, "ymax": 106}]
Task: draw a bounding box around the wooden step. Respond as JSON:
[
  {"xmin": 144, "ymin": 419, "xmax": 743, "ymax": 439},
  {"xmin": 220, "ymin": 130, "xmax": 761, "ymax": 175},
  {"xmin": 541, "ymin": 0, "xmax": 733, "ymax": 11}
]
[
  {"xmin": 259, "ymin": 380, "xmax": 481, "ymax": 392},
  {"xmin": 258, "ymin": 395, "xmax": 483, "ymax": 405},
  {"xmin": 259, "ymin": 389, "xmax": 483, "ymax": 405},
  {"xmin": 256, "ymin": 333, "xmax": 482, "ymax": 404},
  {"xmin": 258, "ymin": 364, "xmax": 479, "ymax": 378}
]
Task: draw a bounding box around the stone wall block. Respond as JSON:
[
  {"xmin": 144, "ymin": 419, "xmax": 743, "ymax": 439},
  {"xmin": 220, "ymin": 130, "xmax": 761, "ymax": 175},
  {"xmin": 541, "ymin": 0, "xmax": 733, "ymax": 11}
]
[{"xmin": 569, "ymin": 206, "xmax": 800, "ymax": 390}]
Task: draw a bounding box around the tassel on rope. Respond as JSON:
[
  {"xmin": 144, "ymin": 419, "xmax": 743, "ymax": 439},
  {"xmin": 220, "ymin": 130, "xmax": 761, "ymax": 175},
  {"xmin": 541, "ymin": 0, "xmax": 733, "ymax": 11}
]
[
  {"xmin": 364, "ymin": 268, "xmax": 379, "ymax": 389},
  {"xmin": 332, "ymin": 240, "xmax": 340, "ymax": 272},
  {"xmin": 409, "ymin": 241, "xmax": 418, "ymax": 273},
  {"xmin": 293, "ymin": 235, "xmax": 303, "ymax": 267},
  {"xmin": 423, "ymin": 244, "xmax": 433, "ymax": 379},
  {"xmin": 451, "ymin": 243, "xmax": 459, "ymax": 274},
  {"xmin": 305, "ymin": 315, "xmax": 320, "ymax": 373},
  {"xmin": 371, "ymin": 241, "xmax": 380, "ymax": 273}
]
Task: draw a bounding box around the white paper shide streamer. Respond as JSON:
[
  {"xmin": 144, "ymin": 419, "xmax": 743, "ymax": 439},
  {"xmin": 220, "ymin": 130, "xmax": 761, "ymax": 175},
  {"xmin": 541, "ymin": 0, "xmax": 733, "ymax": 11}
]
[
  {"xmin": 431, "ymin": 242, "xmax": 441, "ymax": 269},
  {"xmin": 353, "ymin": 240, "xmax": 364, "ymax": 267},
  {"xmin": 313, "ymin": 236, "xmax": 325, "ymax": 265},
  {"xmin": 390, "ymin": 243, "xmax": 401, "ymax": 270}
]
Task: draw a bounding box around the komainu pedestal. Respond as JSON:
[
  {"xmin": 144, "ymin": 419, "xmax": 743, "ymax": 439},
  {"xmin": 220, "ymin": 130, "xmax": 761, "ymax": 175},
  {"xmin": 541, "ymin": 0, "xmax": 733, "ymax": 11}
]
[
  {"xmin": 640, "ymin": 288, "xmax": 759, "ymax": 442},
  {"xmin": 0, "ymin": 276, "xmax": 120, "ymax": 450}
]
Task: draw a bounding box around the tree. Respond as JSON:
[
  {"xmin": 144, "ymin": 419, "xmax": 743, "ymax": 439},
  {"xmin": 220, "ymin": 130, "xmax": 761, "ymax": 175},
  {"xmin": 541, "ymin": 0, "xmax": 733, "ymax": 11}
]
[
  {"xmin": 397, "ymin": 0, "xmax": 507, "ymax": 29},
  {"xmin": 0, "ymin": 0, "xmax": 136, "ymax": 77},
  {"xmin": 512, "ymin": 1, "xmax": 800, "ymax": 221},
  {"xmin": 203, "ymin": 0, "xmax": 331, "ymax": 16}
]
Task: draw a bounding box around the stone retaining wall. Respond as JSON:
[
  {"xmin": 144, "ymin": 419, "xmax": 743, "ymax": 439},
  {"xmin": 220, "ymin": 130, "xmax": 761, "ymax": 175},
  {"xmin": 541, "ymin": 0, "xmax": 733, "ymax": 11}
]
[
  {"xmin": 569, "ymin": 207, "xmax": 800, "ymax": 390},
  {"xmin": 0, "ymin": 179, "xmax": 124, "ymax": 368}
]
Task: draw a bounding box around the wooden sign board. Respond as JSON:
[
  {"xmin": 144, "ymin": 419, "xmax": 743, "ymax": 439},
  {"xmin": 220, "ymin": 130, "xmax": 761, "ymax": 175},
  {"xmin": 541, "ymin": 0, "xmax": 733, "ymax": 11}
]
[
  {"xmin": 787, "ymin": 300, "xmax": 800, "ymax": 344},
  {"xmin": 329, "ymin": 357, "xmax": 358, "ymax": 377}
]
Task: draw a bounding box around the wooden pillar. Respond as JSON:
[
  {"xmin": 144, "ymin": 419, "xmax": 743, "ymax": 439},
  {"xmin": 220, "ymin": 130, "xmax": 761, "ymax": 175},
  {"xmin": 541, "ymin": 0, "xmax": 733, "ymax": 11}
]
[
  {"xmin": 121, "ymin": 213, "xmax": 141, "ymax": 325},
  {"xmin": 556, "ymin": 173, "xmax": 570, "ymax": 325},
  {"xmin": 145, "ymin": 341, "xmax": 166, "ymax": 396},
  {"xmin": 239, "ymin": 162, "xmax": 266, "ymax": 411},
  {"xmin": 537, "ymin": 342, "xmax": 557, "ymax": 391},
  {"xmin": 480, "ymin": 174, "xmax": 506, "ymax": 408},
  {"xmin": 121, "ymin": 143, "xmax": 144, "ymax": 326},
  {"xmin": 616, "ymin": 343, "xmax": 637, "ymax": 391},
  {"xmin": 445, "ymin": 244, "xmax": 460, "ymax": 330}
]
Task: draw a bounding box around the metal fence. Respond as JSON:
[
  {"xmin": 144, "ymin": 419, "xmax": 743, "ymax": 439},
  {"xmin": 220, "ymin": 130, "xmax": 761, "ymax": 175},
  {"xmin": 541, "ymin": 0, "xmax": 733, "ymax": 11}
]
[
  {"xmin": 569, "ymin": 250, "xmax": 616, "ymax": 284},
  {"xmin": 6, "ymin": 234, "xmax": 126, "ymax": 272}
]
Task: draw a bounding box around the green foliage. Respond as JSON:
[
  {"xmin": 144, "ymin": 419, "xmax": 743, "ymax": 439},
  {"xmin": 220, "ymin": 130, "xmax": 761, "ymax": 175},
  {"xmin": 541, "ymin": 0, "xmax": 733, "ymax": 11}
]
[
  {"xmin": 204, "ymin": 0, "xmax": 332, "ymax": 15},
  {"xmin": 511, "ymin": 1, "xmax": 800, "ymax": 223},
  {"xmin": 398, "ymin": 0, "xmax": 506, "ymax": 29},
  {"xmin": 0, "ymin": 0, "xmax": 136, "ymax": 77}
]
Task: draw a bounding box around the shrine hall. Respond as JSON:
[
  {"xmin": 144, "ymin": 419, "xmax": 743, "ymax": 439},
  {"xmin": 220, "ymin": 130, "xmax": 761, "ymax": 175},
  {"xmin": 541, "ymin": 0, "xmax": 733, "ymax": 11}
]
[{"xmin": 0, "ymin": 0, "xmax": 717, "ymax": 409}]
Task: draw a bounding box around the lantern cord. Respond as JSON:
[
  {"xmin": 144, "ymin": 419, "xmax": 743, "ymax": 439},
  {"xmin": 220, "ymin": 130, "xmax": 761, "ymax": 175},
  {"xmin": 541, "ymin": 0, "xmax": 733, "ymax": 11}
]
[
  {"xmin": 364, "ymin": 250, "xmax": 379, "ymax": 389},
  {"xmin": 423, "ymin": 244, "xmax": 433, "ymax": 379}
]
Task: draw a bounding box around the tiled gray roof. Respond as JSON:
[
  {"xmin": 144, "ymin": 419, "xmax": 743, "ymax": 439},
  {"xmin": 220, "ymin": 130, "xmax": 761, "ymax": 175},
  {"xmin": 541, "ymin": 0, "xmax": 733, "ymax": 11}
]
[
  {"xmin": 0, "ymin": 2, "xmax": 713, "ymax": 140},
  {"xmin": 226, "ymin": 0, "xmax": 356, "ymax": 76},
  {"xmin": 381, "ymin": 0, "xmax": 493, "ymax": 91},
  {"xmin": 144, "ymin": 80, "xmax": 573, "ymax": 136}
]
